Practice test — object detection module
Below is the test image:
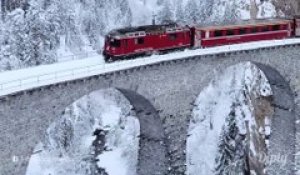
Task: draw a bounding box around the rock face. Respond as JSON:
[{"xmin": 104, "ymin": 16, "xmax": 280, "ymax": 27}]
[
  {"xmin": 186, "ymin": 63, "xmax": 275, "ymax": 175},
  {"xmin": 255, "ymin": 63, "xmax": 295, "ymax": 175}
]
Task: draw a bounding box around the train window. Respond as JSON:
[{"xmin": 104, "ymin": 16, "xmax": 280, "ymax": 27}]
[
  {"xmin": 251, "ymin": 27, "xmax": 257, "ymax": 33},
  {"xmin": 124, "ymin": 40, "xmax": 128, "ymax": 47},
  {"xmin": 262, "ymin": 26, "xmax": 269, "ymax": 32},
  {"xmin": 273, "ymin": 25, "xmax": 280, "ymax": 31},
  {"xmin": 226, "ymin": 30, "xmax": 234, "ymax": 36},
  {"xmin": 110, "ymin": 39, "xmax": 121, "ymax": 47},
  {"xmin": 281, "ymin": 24, "xmax": 287, "ymax": 30},
  {"xmin": 239, "ymin": 28, "xmax": 246, "ymax": 35},
  {"xmin": 135, "ymin": 38, "xmax": 144, "ymax": 45},
  {"xmin": 214, "ymin": 30, "xmax": 222, "ymax": 37},
  {"xmin": 168, "ymin": 33, "xmax": 177, "ymax": 40}
]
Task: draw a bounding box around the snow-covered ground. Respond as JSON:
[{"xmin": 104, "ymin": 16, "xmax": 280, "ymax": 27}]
[
  {"xmin": 0, "ymin": 38, "xmax": 299, "ymax": 97},
  {"xmin": 56, "ymin": 35, "xmax": 99, "ymax": 62},
  {"xmin": 26, "ymin": 89, "xmax": 140, "ymax": 175},
  {"xmin": 187, "ymin": 62, "xmax": 273, "ymax": 175}
]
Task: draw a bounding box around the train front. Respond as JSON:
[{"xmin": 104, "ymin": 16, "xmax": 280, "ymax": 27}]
[{"xmin": 103, "ymin": 35, "xmax": 122, "ymax": 62}]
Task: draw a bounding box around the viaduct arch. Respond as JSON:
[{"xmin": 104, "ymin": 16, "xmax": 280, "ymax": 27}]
[{"xmin": 0, "ymin": 45, "xmax": 300, "ymax": 175}]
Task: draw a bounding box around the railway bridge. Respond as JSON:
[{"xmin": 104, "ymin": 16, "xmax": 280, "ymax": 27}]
[{"xmin": 1, "ymin": 43, "xmax": 300, "ymax": 175}]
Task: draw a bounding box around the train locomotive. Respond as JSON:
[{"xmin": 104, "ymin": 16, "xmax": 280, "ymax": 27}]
[{"xmin": 103, "ymin": 16, "xmax": 300, "ymax": 62}]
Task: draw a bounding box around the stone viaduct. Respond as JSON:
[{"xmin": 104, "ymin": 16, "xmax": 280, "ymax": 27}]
[{"xmin": 1, "ymin": 44, "xmax": 300, "ymax": 175}]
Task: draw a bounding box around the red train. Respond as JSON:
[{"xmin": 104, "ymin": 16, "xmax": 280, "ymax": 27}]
[{"xmin": 103, "ymin": 17, "xmax": 300, "ymax": 62}]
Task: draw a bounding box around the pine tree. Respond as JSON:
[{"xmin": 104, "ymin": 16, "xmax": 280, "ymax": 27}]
[
  {"xmin": 224, "ymin": 1, "xmax": 239, "ymax": 23},
  {"xmin": 215, "ymin": 104, "xmax": 247, "ymax": 175},
  {"xmin": 198, "ymin": 0, "xmax": 214, "ymax": 23},
  {"xmin": 1, "ymin": 0, "xmax": 5, "ymax": 18},
  {"xmin": 185, "ymin": 0, "xmax": 200, "ymax": 24},
  {"xmin": 175, "ymin": 1, "xmax": 185, "ymax": 24},
  {"xmin": 0, "ymin": 8, "xmax": 26, "ymax": 70},
  {"xmin": 118, "ymin": 0, "xmax": 132, "ymax": 26},
  {"xmin": 23, "ymin": 0, "xmax": 61, "ymax": 66},
  {"xmin": 157, "ymin": 0, "xmax": 173, "ymax": 24}
]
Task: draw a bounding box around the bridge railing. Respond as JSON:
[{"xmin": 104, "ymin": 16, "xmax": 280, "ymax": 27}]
[
  {"xmin": 0, "ymin": 59, "xmax": 143, "ymax": 96},
  {"xmin": 56, "ymin": 50, "xmax": 100, "ymax": 62},
  {"xmin": 0, "ymin": 39, "xmax": 300, "ymax": 97}
]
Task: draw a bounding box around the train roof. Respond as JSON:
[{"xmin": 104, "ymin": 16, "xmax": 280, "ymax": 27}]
[
  {"xmin": 107, "ymin": 23, "xmax": 190, "ymax": 39},
  {"xmin": 196, "ymin": 18, "xmax": 293, "ymax": 31},
  {"xmin": 107, "ymin": 18, "xmax": 294, "ymax": 39}
]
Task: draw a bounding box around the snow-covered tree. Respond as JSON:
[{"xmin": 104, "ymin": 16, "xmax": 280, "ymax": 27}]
[
  {"xmin": 117, "ymin": 0, "xmax": 132, "ymax": 26},
  {"xmin": 157, "ymin": 0, "xmax": 174, "ymax": 24},
  {"xmin": 0, "ymin": 8, "xmax": 25, "ymax": 70},
  {"xmin": 185, "ymin": 0, "xmax": 200, "ymax": 24},
  {"xmin": 23, "ymin": 0, "xmax": 61, "ymax": 66},
  {"xmin": 175, "ymin": 0, "xmax": 185, "ymax": 24},
  {"xmin": 0, "ymin": 0, "xmax": 61, "ymax": 69},
  {"xmin": 224, "ymin": 1, "xmax": 239, "ymax": 23},
  {"xmin": 215, "ymin": 104, "xmax": 248, "ymax": 175},
  {"xmin": 198, "ymin": 0, "xmax": 214, "ymax": 23}
]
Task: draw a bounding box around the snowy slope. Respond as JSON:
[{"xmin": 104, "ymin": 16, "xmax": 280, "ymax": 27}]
[
  {"xmin": 127, "ymin": 0, "xmax": 159, "ymax": 25},
  {"xmin": 26, "ymin": 89, "xmax": 140, "ymax": 175},
  {"xmin": 56, "ymin": 0, "xmax": 279, "ymax": 63},
  {"xmin": 187, "ymin": 62, "xmax": 273, "ymax": 175},
  {"xmin": 0, "ymin": 0, "xmax": 287, "ymax": 71}
]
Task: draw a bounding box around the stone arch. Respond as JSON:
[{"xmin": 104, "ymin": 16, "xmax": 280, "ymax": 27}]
[
  {"xmin": 186, "ymin": 62, "xmax": 295, "ymax": 175},
  {"xmin": 252, "ymin": 63, "xmax": 295, "ymax": 175},
  {"xmin": 25, "ymin": 88, "xmax": 167, "ymax": 175},
  {"xmin": 117, "ymin": 89, "xmax": 167, "ymax": 175}
]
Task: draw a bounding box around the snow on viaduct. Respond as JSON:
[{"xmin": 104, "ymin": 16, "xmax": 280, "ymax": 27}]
[{"xmin": 1, "ymin": 44, "xmax": 300, "ymax": 175}]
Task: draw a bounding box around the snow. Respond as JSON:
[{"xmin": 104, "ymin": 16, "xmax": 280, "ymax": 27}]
[
  {"xmin": 209, "ymin": 0, "xmax": 268, "ymax": 22},
  {"xmin": 25, "ymin": 89, "xmax": 140, "ymax": 175},
  {"xmin": 56, "ymin": 35, "xmax": 98, "ymax": 62},
  {"xmin": 56, "ymin": 36, "xmax": 75, "ymax": 60},
  {"xmin": 257, "ymin": 1, "xmax": 277, "ymax": 19},
  {"xmin": 127, "ymin": 0, "xmax": 159, "ymax": 25},
  {"xmin": 0, "ymin": 0, "xmax": 288, "ymax": 72},
  {"xmin": 186, "ymin": 62, "xmax": 273, "ymax": 175},
  {"xmin": 0, "ymin": 38, "xmax": 300, "ymax": 97},
  {"xmin": 265, "ymin": 126, "xmax": 271, "ymax": 136},
  {"xmin": 97, "ymin": 148, "xmax": 129, "ymax": 175}
]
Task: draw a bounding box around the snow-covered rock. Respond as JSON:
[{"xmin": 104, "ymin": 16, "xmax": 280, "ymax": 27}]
[
  {"xmin": 25, "ymin": 89, "xmax": 140, "ymax": 175},
  {"xmin": 186, "ymin": 62, "xmax": 273, "ymax": 175}
]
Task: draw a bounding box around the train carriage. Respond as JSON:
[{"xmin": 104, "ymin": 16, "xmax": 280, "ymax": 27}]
[
  {"xmin": 103, "ymin": 16, "xmax": 300, "ymax": 62},
  {"xmin": 193, "ymin": 19, "xmax": 294, "ymax": 48},
  {"xmin": 103, "ymin": 23, "xmax": 191, "ymax": 62}
]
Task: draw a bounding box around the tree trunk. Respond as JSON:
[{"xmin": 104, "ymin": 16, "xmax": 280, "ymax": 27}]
[
  {"xmin": 250, "ymin": 0, "xmax": 258, "ymax": 20},
  {"xmin": 1, "ymin": 0, "xmax": 6, "ymax": 17}
]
